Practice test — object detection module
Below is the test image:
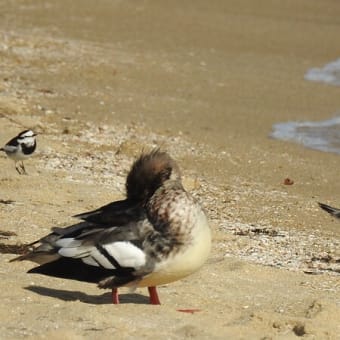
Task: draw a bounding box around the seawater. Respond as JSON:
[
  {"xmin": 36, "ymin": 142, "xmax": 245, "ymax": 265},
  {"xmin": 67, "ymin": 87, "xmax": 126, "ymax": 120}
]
[
  {"xmin": 304, "ymin": 58, "xmax": 340, "ymax": 86},
  {"xmin": 271, "ymin": 58, "xmax": 340, "ymax": 154},
  {"xmin": 271, "ymin": 117, "xmax": 340, "ymax": 154}
]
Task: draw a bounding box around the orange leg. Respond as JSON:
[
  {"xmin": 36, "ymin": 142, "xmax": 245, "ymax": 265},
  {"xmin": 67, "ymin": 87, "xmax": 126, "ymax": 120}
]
[
  {"xmin": 112, "ymin": 288, "xmax": 119, "ymax": 304},
  {"xmin": 148, "ymin": 286, "xmax": 161, "ymax": 305}
]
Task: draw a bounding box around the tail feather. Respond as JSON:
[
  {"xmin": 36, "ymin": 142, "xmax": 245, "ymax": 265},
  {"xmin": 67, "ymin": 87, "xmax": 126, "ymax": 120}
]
[
  {"xmin": 10, "ymin": 222, "xmax": 97, "ymax": 264},
  {"xmin": 27, "ymin": 257, "xmax": 116, "ymax": 284},
  {"xmin": 318, "ymin": 202, "xmax": 340, "ymax": 219},
  {"xmin": 10, "ymin": 249, "xmax": 61, "ymax": 265}
]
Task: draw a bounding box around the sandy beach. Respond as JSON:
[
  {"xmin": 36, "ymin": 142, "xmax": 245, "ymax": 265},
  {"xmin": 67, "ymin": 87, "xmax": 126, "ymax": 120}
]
[{"xmin": 0, "ymin": 1, "xmax": 340, "ymax": 338}]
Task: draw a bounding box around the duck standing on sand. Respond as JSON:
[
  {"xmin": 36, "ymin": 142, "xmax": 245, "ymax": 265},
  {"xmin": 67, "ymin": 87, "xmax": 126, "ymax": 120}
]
[{"xmin": 12, "ymin": 150, "xmax": 211, "ymax": 304}]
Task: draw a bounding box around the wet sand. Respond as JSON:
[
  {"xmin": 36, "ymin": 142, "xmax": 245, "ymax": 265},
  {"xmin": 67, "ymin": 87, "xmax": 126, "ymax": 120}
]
[{"xmin": 0, "ymin": 1, "xmax": 340, "ymax": 338}]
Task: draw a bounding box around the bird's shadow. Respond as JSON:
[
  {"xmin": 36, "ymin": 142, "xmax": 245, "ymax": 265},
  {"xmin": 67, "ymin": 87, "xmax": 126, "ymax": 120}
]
[{"xmin": 24, "ymin": 285, "xmax": 150, "ymax": 305}]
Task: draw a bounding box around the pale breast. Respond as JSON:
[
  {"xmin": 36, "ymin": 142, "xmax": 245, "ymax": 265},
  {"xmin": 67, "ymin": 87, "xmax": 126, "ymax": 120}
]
[{"xmin": 136, "ymin": 209, "xmax": 211, "ymax": 287}]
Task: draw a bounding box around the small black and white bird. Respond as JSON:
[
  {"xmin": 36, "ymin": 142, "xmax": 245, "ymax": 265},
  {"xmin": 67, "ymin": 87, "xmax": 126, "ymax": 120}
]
[
  {"xmin": 12, "ymin": 150, "xmax": 211, "ymax": 305},
  {"xmin": 0, "ymin": 129, "xmax": 37, "ymax": 175},
  {"xmin": 318, "ymin": 202, "xmax": 340, "ymax": 219}
]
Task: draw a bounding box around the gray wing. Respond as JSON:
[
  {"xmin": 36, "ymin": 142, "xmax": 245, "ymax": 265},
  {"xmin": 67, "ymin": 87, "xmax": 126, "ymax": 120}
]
[{"xmin": 2, "ymin": 144, "xmax": 18, "ymax": 154}]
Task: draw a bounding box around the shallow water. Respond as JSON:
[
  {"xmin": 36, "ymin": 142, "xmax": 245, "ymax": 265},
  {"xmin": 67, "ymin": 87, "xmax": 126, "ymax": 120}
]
[
  {"xmin": 304, "ymin": 58, "xmax": 340, "ymax": 87},
  {"xmin": 271, "ymin": 116, "xmax": 340, "ymax": 154},
  {"xmin": 272, "ymin": 58, "xmax": 340, "ymax": 154}
]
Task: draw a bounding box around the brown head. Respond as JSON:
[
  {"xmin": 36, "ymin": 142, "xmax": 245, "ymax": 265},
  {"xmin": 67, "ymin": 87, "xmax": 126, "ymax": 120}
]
[{"xmin": 126, "ymin": 149, "xmax": 181, "ymax": 203}]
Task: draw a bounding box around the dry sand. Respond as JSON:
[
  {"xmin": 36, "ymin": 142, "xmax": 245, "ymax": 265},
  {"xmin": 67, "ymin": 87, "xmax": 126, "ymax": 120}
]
[{"xmin": 0, "ymin": 1, "xmax": 339, "ymax": 339}]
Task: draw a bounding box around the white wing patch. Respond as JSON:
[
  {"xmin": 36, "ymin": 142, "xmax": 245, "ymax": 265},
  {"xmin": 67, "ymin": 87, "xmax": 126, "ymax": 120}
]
[
  {"xmin": 56, "ymin": 238, "xmax": 145, "ymax": 270},
  {"xmin": 103, "ymin": 241, "xmax": 146, "ymax": 269},
  {"xmin": 89, "ymin": 248, "xmax": 115, "ymax": 269},
  {"xmin": 57, "ymin": 238, "xmax": 88, "ymax": 258},
  {"xmin": 56, "ymin": 238, "xmax": 82, "ymax": 248},
  {"xmin": 3, "ymin": 145, "xmax": 18, "ymax": 153}
]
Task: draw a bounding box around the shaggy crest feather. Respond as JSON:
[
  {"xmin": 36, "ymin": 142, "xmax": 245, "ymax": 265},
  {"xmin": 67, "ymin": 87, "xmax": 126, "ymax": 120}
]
[{"xmin": 126, "ymin": 149, "xmax": 181, "ymax": 202}]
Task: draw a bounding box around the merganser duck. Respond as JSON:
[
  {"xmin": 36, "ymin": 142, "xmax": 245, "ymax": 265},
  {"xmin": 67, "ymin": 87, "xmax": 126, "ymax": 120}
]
[{"xmin": 12, "ymin": 150, "xmax": 211, "ymax": 304}]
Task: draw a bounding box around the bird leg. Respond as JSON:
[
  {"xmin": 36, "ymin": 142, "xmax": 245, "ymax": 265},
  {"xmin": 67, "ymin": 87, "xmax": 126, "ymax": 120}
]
[
  {"xmin": 20, "ymin": 161, "xmax": 27, "ymax": 175},
  {"xmin": 112, "ymin": 288, "xmax": 120, "ymax": 304},
  {"xmin": 148, "ymin": 286, "xmax": 161, "ymax": 305},
  {"xmin": 112, "ymin": 287, "xmax": 160, "ymax": 305},
  {"xmin": 15, "ymin": 162, "xmax": 21, "ymax": 175},
  {"xmin": 14, "ymin": 161, "xmax": 26, "ymax": 175}
]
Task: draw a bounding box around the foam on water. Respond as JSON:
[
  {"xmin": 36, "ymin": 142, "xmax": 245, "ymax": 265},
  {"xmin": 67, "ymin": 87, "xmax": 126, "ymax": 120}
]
[
  {"xmin": 304, "ymin": 58, "xmax": 340, "ymax": 86},
  {"xmin": 272, "ymin": 59, "xmax": 340, "ymax": 154},
  {"xmin": 271, "ymin": 116, "xmax": 340, "ymax": 154}
]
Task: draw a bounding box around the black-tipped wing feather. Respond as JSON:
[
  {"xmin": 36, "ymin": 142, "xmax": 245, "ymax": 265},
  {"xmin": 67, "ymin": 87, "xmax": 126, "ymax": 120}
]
[{"xmin": 318, "ymin": 202, "xmax": 340, "ymax": 219}]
